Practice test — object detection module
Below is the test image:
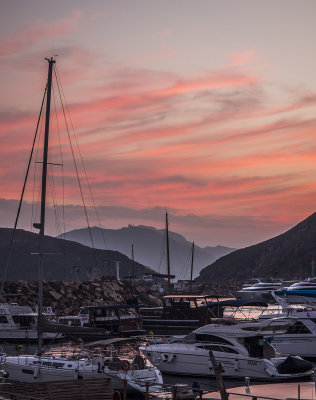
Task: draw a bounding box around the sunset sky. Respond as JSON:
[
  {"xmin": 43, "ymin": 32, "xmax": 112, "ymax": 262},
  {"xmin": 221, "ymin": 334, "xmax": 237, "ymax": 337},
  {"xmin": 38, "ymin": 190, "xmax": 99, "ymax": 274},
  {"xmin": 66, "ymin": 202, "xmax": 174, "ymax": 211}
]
[{"xmin": 1, "ymin": 0, "xmax": 316, "ymax": 249}]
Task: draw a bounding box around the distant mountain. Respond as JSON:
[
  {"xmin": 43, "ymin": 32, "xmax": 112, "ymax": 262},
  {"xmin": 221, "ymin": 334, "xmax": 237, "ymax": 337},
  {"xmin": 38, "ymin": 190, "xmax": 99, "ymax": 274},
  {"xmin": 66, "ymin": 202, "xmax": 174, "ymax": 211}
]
[
  {"xmin": 196, "ymin": 213, "xmax": 316, "ymax": 284},
  {"xmin": 0, "ymin": 228, "xmax": 154, "ymax": 281},
  {"xmin": 58, "ymin": 225, "xmax": 235, "ymax": 280}
]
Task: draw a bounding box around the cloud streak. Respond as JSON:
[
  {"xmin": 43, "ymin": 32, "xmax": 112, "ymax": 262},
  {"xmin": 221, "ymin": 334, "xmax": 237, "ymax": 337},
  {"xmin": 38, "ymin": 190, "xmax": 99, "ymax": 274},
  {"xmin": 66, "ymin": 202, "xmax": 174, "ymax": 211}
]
[
  {"xmin": 1, "ymin": 11, "xmax": 316, "ymax": 248},
  {"xmin": 0, "ymin": 11, "xmax": 82, "ymax": 59}
]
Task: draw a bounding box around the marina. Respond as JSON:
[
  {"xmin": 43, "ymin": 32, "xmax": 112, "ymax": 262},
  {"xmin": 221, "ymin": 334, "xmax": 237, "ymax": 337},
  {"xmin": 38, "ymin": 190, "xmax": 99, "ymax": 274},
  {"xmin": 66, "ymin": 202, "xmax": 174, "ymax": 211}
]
[{"xmin": 1, "ymin": 6, "xmax": 316, "ymax": 400}]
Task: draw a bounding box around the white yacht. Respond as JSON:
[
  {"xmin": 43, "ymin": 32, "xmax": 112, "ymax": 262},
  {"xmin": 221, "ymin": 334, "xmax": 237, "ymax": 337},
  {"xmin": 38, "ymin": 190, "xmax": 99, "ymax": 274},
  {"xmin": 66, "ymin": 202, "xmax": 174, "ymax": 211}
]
[
  {"xmin": 275, "ymin": 278, "xmax": 316, "ymax": 303},
  {"xmin": 139, "ymin": 319, "xmax": 313, "ymax": 380},
  {"xmin": 0, "ymin": 304, "xmax": 59, "ymax": 342},
  {"xmin": 1, "ymin": 344, "xmax": 163, "ymax": 394},
  {"xmin": 234, "ymin": 281, "xmax": 282, "ymax": 303}
]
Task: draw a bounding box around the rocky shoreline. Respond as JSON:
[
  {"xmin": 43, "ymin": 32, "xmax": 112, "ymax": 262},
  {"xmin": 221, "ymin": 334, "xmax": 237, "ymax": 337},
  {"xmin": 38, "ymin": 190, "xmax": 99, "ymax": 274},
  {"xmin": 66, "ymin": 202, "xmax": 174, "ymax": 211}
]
[{"xmin": 0, "ymin": 279, "xmax": 163, "ymax": 317}]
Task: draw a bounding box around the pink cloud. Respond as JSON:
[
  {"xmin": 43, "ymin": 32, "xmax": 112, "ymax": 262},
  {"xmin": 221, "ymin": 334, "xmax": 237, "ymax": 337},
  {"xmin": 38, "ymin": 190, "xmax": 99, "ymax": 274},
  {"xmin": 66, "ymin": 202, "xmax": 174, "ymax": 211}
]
[
  {"xmin": 0, "ymin": 11, "xmax": 82, "ymax": 58},
  {"xmin": 230, "ymin": 50, "xmax": 255, "ymax": 66}
]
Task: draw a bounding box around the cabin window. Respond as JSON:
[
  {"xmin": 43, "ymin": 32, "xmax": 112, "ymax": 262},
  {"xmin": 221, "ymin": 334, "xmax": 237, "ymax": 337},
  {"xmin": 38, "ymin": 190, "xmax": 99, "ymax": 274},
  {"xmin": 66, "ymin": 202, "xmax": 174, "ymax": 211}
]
[
  {"xmin": 195, "ymin": 334, "xmax": 230, "ymax": 345},
  {"xmin": 286, "ymin": 321, "xmax": 311, "ymax": 334},
  {"xmin": 52, "ymin": 362, "xmax": 65, "ymax": 368},
  {"xmin": 22, "ymin": 369, "xmax": 34, "ymax": 374},
  {"xmin": 197, "ymin": 344, "xmax": 238, "ymax": 354},
  {"xmin": 12, "ymin": 315, "xmax": 35, "ymax": 327},
  {"xmin": 0, "ymin": 316, "xmax": 8, "ymax": 323},
  {"xmin": 41, "ymin": 361, "xmax": 52, "ymax": 366}
]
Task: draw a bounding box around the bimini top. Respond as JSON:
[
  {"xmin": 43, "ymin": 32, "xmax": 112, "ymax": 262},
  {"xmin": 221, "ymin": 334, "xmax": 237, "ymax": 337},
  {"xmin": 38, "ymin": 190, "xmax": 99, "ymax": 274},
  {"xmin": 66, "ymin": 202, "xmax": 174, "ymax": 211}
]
[
  {"xmin": 82, "ymin": 304, "xmax": 144, "ymax": 311},
  {"xmin": 206, "ymin": 299, "xmax": 268, "ymax": 308}
]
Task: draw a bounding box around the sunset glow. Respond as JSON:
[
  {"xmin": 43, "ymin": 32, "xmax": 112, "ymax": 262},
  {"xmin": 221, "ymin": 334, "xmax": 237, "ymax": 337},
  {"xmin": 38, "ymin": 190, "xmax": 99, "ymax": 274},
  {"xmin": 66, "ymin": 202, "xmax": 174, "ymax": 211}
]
[{"xmin": 1, "ymin": 1, "xmax": 316, "ymax": 248}]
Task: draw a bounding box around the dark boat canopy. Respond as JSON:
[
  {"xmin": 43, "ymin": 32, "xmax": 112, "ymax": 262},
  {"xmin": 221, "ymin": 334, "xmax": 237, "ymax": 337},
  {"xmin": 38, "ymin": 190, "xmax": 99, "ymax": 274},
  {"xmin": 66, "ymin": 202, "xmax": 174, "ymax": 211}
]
[{"xmin": 83, "ymin": 304, "xmax": 144, "ymax": 311}]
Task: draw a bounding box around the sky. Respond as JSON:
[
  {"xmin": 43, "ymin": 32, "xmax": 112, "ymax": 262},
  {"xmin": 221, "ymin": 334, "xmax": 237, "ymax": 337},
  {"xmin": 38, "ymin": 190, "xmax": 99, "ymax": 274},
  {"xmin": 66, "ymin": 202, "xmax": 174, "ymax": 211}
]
[{"xmin": 1, "ymin": 0, "xmax": 316, "ymax": 249}]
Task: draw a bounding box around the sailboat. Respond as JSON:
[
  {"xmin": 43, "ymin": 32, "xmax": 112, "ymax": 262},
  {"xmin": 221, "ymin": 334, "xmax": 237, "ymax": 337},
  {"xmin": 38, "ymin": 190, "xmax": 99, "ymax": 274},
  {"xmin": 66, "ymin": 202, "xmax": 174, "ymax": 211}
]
[{"xmin": 1, "ymin": 58, "xmax": 163, "ymax": 394}]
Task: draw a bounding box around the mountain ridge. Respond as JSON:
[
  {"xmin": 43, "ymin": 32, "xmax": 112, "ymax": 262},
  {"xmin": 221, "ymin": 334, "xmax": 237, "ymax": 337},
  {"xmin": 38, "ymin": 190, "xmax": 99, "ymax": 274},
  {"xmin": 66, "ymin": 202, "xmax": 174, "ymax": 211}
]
[
  {"xmin": 196, "ymin": 212, "xmax": 316, "ymax": 284},
  {"xmin": 58, "ymin": 225, "xmax": 235, "ymax": 280},
  {"xmin": 0, "ymin": 228, "xmax": 155, "ymax": 281}
]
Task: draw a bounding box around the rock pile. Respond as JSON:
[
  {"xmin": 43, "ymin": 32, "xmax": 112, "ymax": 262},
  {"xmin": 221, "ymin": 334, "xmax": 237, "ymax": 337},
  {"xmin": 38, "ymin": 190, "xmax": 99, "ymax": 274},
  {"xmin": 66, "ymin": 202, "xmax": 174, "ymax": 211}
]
[{"xmin": 0, "ymin": 279, "xmax": 162, "ymax": 316}]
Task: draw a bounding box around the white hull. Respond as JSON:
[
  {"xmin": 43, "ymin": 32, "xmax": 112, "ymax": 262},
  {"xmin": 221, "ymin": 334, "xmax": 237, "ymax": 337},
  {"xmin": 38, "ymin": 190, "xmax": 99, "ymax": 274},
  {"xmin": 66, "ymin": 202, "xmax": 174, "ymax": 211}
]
[
  {"xmin": 141, "ymin": 343, "xmax": 310, "ymax": 380},
  {"xmin": 0, "ymin": 329, "xmax": 59, "ymax": 341},
  {"xmin": 3, "ymin": 355, "xmax": 163, "ymax": 394},
  {"xmin": 270, "ymin": 334, "xmax": 316, "ymax": 358}
]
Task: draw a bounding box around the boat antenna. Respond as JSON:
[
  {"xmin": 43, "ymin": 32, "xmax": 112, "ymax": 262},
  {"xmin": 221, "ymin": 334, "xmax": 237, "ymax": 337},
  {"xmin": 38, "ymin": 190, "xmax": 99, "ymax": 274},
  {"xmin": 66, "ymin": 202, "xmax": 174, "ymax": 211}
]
[{"xmin": 36, "ymin": 56, "xmax": 55, "ymax": 355}]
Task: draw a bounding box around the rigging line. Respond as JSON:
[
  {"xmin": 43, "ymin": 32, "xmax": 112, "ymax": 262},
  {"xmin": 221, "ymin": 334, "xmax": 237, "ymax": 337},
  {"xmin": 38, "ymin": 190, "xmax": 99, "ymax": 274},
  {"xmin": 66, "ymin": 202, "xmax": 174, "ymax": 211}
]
[
  {"xmin": 53, "ymin": 66, "xmax": 98, "ymax": 267},
  {"xmin": 0, "ymin": 84, "xmax": 48, "ymax": 295},
  {"xmin": 54, "ymin": 65, "xmax": 107, "ymax": 250},
  {"xmin": 49, "ymin": 82, "xmax": 64, "ymax": 237},
  {"xmin": 52, "ymin": 77, "xmax": 66, "ymax": 268},
  {"xmin": 179, "ymin": 247, "xmax": 191, "ymax": 281}
]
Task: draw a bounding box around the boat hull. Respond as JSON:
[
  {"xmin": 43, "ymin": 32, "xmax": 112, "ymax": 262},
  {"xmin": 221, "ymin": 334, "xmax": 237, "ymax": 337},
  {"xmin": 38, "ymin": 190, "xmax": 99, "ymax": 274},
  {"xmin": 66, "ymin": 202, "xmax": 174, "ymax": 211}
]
[
  {"xmin": 2, "ymin": 355, "xmax": 163, "ymax": 393},
  {"xmin": 140, "ymin": 344, "xmax": 311, "ymax": 380}
]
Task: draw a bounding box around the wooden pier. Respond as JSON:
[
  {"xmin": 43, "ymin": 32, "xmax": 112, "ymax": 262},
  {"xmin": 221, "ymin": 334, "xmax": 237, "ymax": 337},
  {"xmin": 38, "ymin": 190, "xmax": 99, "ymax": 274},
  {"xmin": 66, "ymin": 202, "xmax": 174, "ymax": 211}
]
[{"xmin": 203, "ymin": 381, "xmax": 316, "ymax": 400}]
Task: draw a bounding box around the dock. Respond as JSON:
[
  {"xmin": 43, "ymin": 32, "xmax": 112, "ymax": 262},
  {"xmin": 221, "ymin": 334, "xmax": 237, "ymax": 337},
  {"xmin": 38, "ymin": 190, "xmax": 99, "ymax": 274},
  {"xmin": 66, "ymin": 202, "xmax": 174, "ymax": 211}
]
[{"xmin": 203, "ymin": 381, "xmax": 316, "ymax": 400}]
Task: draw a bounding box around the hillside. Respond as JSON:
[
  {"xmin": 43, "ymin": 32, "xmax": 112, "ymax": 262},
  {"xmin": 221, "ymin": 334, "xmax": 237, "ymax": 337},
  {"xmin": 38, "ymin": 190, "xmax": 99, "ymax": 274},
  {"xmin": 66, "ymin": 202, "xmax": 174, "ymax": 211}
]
[
  {"xmin": 0, "ymin": 228, "xmax": 154, "ymax": 281},
  {"xmin": 58, "ymin": 225, "xmax": 235, "ymax": 280},
  {"xmin": 196, "ymin": 213, "xmax": 316, "ymax": 284}
]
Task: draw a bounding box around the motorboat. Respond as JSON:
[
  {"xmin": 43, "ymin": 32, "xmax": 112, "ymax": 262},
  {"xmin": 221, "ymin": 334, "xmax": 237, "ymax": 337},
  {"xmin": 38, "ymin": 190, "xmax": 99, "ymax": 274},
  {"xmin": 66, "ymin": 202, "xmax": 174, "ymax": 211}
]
[
  {"xmin": 1, "ymin": 340, "xmax": 163, "ymax": 394},
  {"xmin": 234, "ymin": 281, "xmax": 282, "ymax": 303},
  {"xmin": 139, "ymin": 319, "xmax": 314, "ymax": 380},
  {"xmin": 77, "ymin": 303, "xmax": 144, "ymax": 336},
  {"xmin": 275, "ymin": 278, "xmax": 316, "ymax": 303},
  {"xmin": 201, "ymin": 294, "xmax": 316, "ymax": 361},
  {"xmin": 140, "ymin": 294, "xmax": 224, "ymax": 335},
  {"xmin": 198, "ymin": 315, "xmax": 316, "ymax": 361},
  {"xmin": 0, "ymin": 303, "xmax": 60, "ymax": 342}
]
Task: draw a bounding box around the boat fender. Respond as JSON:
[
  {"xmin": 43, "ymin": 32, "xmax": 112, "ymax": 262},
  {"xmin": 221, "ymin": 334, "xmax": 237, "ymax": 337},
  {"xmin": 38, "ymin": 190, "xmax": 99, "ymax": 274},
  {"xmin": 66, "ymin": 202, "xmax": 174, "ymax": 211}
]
[
  {"xmin": 74, "ymin": 368, "xmax": 79, "ymax": 380},
  {"xmin": 234, "ymin": 359, "xmax": 239, "ymax": 371},
  {"xmin": 121, "ymin": 360, "xmax": 130, "ymax": 371},
  {"xmin": 33, "ymin": 364, "xmax": 40, "ymax": 379}
]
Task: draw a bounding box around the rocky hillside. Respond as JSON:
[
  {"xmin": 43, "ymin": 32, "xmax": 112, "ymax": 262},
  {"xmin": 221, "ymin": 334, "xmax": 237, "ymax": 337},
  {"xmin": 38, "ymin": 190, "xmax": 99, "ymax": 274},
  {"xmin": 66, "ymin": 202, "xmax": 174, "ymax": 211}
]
[
  {"xmin": 0, "ymin": 228, "xmax": 155, "ymax": 281},
  {"xmin": 0, "ymin": 279, "xmax": 162, "ymax": 316},
  {"xmin": 59, "ymin": 225, "xmax": 235, "ymax": 280},
  {"xmin": 196, "ymin": 213, "xmax": 316, "ymax": 284}
]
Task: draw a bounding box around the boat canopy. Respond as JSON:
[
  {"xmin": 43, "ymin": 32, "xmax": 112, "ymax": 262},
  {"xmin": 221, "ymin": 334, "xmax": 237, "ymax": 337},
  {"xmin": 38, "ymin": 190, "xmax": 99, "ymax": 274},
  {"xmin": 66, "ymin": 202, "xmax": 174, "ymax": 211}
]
[
  {"xmin": 207, "ymin": 299, "xmax": 268, "ymax": 307},
  {"xmin": 83, "ymin": 304, "xmax": 144, "ymax": 311}
]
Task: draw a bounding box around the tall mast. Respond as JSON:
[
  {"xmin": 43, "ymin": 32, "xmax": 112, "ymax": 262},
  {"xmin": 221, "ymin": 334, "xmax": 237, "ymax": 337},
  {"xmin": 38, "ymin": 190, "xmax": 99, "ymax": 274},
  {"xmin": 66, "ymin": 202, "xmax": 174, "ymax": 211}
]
[
  {"xmin": 166, "ymin": 211, "xmax": 171, "ymax": 285},
  {"xmin": 37, "ymin": 57, "xmax": 55, "ymax": 354},
  {"xmin": 131, "ymin": 244, "xmax": 135, "ymax": 279},
  {"xmin": 190, "ymin": 241, "xmax": 195, "ymax": 289}
]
